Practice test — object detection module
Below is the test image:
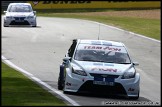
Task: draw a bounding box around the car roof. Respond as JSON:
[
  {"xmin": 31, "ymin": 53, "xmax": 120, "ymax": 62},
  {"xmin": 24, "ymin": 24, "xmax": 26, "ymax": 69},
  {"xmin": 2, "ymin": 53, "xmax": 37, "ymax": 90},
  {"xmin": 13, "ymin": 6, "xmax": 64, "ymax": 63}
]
[
  {"xmin": 9, "ymin": 3, "xmax": 31, "ymax": 6},
  {"xmin": 78, "ymin": 39, "xmax": 124, "ymax": 47}
]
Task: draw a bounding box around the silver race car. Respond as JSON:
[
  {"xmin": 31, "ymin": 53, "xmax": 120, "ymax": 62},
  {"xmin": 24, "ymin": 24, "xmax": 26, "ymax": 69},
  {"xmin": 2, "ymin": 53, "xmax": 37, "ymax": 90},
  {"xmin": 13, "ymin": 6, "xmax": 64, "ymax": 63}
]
[
  {"xmin": 58, "ymin": 39, "xmax": 140, "ymax": 99},
  {"xmin": 3, "ymin": 3, "xmax": 37, "ymax": 27}
]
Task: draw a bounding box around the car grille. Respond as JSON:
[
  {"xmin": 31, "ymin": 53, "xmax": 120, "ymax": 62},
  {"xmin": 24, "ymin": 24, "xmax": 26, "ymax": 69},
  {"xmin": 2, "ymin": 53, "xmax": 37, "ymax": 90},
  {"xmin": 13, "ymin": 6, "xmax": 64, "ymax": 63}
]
[
  {"xmin": 78, "ymin": 80, "xmax": 127, "ymax": 95},
  {"xmin": 14, "ymin": 17, "xmax": 26, "ymax": 20},
  {"xmin": 10, "ymin": 20, "xmax": 30, "ymax": 25},
  {"xmin": 90, "ymin": 73, "xmax": 119, "ymax": 79}
]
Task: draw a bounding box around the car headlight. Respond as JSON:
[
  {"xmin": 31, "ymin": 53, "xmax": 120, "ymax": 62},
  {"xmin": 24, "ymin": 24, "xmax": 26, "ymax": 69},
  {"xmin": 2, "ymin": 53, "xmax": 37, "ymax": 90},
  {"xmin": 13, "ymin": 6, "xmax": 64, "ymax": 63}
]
[
  {"xmin": 72, "ymin": 67, "xmax": 87, "ymax": 76},
  {"xmin": 6, "ymin": 16, "xmax": 12, "ymax": 19},
  {"xmin": 121, "ymin": 68, "xmax": 136, "ymax": 79},
  {"xmin": 27, "ymin": 16, "xmax": 34, "ymax": 19}
]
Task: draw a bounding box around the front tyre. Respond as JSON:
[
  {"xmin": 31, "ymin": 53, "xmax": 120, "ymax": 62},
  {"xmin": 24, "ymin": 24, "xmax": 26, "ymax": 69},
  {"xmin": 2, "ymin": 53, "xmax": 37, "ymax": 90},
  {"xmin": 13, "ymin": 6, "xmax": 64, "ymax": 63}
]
[
  {"xmin": 128, "ymin": 91, "xmax": 139, "ymax": 100},
  {"xmin": 3, "ymin": 24, "xmax": 9, "ymax": 27},
  {"xmin": 32, "ymin": 24, "xmax": 37, "ymax": 27},
  {"xmin": 129, "ymin": 96, "xmax": 139, "ymax": 100},
  {"xmin": 58, "ymin": 64, "xmax": 65, "ymax": 90},
  {"xmin": 58, "ymin": 76, "xmax": 64, "ymax": 90},
  {"xmin": 32, "ymin": 25, "xmax": 36, "ymax": 27},
  {"xmin": 32, "ymin": 20, "xmax": 37, "ymax": 27}
]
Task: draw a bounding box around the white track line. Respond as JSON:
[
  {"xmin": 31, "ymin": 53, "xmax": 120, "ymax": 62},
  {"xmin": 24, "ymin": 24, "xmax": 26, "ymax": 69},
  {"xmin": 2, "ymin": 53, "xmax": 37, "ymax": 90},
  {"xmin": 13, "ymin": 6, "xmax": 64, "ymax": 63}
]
[{"xmin": 1, "ymin": 55, "xmax": 80, "ymax": 106}]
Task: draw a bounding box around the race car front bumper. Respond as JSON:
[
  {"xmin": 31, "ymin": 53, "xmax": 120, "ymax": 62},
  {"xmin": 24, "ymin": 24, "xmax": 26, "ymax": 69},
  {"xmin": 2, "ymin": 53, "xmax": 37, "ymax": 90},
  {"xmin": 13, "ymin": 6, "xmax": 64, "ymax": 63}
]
[
  {"xmin": 4, "ymin": 16, "xmax": 36, "ymax": 26},
  {"xmin": 64, "ymin": 68, "xmax": 140, "ymax": 97}
]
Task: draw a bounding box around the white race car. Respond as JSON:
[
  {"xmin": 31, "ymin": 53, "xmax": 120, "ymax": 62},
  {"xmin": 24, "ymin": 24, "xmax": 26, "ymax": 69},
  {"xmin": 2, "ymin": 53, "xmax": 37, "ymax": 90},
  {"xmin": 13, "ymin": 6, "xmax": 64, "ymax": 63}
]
[
  {"xmin": 3, "ymin": 3, "xmax": 37, "ymax": 27},
  {"xmin": 58, "ymin": 39, "xmax": 140, "ymax": 99}
]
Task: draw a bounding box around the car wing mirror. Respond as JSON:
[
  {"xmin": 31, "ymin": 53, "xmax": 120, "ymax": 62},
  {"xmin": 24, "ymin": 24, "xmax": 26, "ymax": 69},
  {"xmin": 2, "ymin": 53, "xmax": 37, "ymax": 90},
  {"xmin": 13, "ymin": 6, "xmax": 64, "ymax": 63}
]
[
  {"xmin": 63, "ymin": 57, "xmax": 71, "ymax": 64},
  {"xmin": 133, "ymin": 62, "xmax": 139, "ymax": 66},
  {"xmin": 33, "ymin": 11, "xmax": 36, "ymax": 15}
]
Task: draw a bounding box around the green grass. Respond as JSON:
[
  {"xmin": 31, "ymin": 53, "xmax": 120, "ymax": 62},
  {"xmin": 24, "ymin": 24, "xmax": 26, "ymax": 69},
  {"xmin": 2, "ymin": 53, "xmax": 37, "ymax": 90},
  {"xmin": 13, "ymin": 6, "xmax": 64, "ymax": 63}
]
[
  {"xmin": 1, "ymin": 62, "xmax": 67, "ymax": 106},
  {"xmin": 37, "ymin": 11, "xmax": 160, "ymax": 40}
]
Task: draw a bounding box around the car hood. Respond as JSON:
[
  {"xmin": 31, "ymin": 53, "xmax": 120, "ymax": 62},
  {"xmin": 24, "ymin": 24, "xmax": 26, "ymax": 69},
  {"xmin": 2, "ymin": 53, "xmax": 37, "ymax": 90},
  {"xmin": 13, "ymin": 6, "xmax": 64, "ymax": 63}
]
[
  {"xmin": 6, "ymin": 12, "xmax": 34, "ymax": 17},
  {"xmin": 72, "ymin": 60, "xmax": 133, "ymax": 75}
]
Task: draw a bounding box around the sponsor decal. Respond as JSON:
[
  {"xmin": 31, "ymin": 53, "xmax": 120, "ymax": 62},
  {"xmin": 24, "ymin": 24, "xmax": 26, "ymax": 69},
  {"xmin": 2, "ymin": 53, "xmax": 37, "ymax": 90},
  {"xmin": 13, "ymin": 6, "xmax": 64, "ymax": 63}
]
[
  {"xmin": 84, "ymin": 46, "xmax": 102, "ymax": 50},
  {"xmin": 107, "ymin": 1, "xmax": 138, "ymax": 3},
  {"xmin": 84, "ymin": 46, "xmax": 121, "ymax": 52},
  {"xmin": 42, "ymin": 1, "xmax": 91, "ymax": 4},
  {"xmin": 92, "ymin": 67, "xmax": 118, "ymax": 72},
  {"xmin": 28, "ymin": 1, "xmax": 160, "ymax": 9}
]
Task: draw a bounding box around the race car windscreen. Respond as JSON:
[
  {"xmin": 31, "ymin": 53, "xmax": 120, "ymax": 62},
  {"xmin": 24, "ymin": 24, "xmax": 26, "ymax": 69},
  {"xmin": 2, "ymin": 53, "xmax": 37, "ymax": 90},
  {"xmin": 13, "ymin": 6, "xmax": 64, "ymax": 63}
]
[
  {"xmin": 74, "ymin": 44, "xmax": 131, "ymax": 64},
  {"xmin": 8, "ymin": 5, "xmax": 32, "ymax": 12}
]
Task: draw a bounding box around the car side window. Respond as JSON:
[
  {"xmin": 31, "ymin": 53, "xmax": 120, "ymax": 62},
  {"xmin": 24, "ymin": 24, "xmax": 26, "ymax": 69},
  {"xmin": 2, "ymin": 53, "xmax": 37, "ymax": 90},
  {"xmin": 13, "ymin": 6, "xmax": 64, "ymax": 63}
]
[{"xmin": 68, "ymin": 41, "xmax": 77, "ymax": 58}]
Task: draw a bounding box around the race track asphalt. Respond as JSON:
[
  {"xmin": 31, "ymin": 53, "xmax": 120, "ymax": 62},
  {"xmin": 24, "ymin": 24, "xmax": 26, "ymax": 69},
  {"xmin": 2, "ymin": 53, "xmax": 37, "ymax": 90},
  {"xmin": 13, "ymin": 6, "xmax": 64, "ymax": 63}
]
[{"xmin": 2, "ymin": 16, "xmax": 161, "ymax": 106}]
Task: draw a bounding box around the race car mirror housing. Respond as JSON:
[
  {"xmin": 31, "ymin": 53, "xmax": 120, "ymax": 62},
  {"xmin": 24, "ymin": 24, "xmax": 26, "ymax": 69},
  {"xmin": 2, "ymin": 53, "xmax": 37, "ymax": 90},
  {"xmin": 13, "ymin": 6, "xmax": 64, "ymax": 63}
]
[
  {"xmin": 133, "ymin": 62, "xmax": 139, "ymax": 66},
  {"xmin": 33, "ymin": 11, "xmax": 36, "ymax": 15},
  {"xmin": 63, "ymin": 57, "xmax": 71, "ymax": 64}
]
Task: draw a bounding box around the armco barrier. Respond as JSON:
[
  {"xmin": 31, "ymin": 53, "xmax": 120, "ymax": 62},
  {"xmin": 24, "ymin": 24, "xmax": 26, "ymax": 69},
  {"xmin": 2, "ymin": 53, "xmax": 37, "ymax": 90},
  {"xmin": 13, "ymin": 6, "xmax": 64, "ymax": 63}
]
[{"xmin": 28, "ymin": 1, "xmax": 160, "ymax": 9}]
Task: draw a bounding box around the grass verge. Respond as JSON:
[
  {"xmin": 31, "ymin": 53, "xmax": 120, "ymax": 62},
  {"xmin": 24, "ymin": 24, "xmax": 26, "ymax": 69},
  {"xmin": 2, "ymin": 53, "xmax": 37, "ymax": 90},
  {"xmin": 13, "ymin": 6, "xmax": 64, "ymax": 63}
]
[
  {"xmin": 1, "ymin": 62, "xmax": 66, "ymax": 106},
  {"xmin": 37, "ymin": 10, "xmax": 160, "ymax": 40}
]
